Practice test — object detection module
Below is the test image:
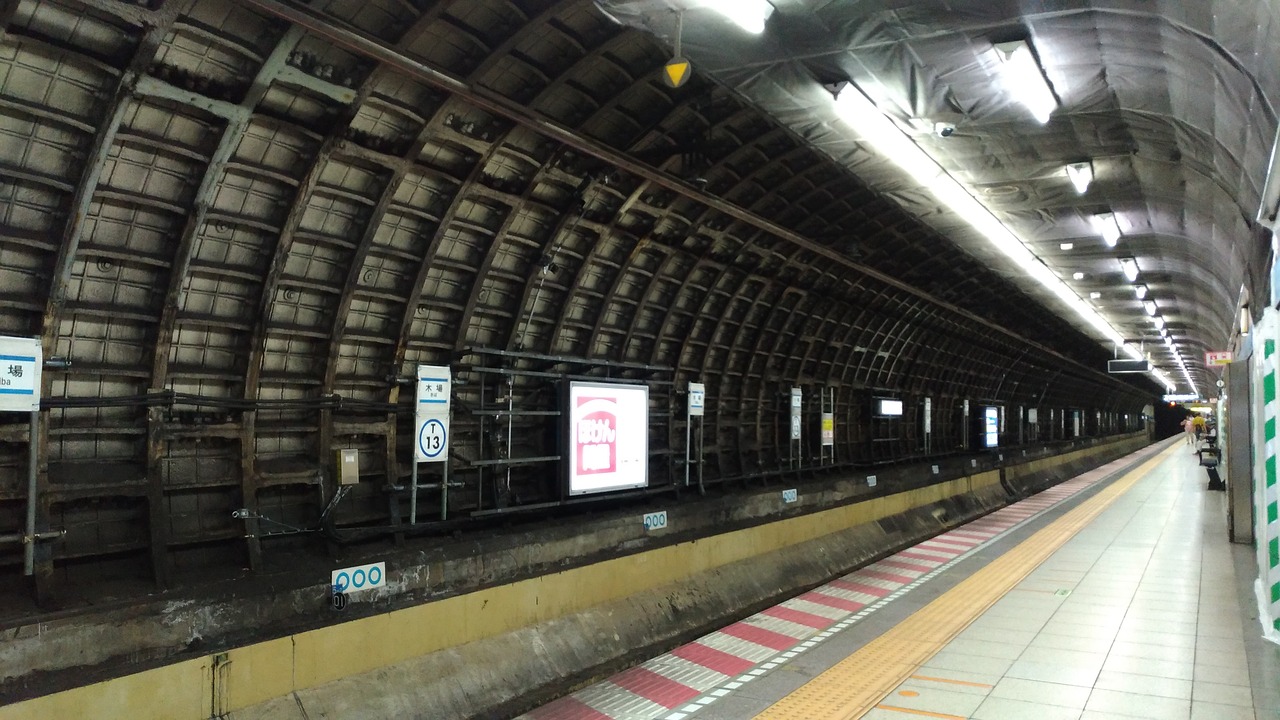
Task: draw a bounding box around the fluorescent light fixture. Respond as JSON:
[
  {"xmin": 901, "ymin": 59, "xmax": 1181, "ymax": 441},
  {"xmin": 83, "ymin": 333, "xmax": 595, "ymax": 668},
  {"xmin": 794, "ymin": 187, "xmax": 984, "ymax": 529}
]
[
  {"xmin": 1143, "ymin": 300, "xmax": 1157, "ymax": 316},
  {"xmin": 995, "ymin": 40, "xmax": 1058, "ymax": 124},
  {"xmin": 1060, "ymin": 242, "xmax": 1074, "ymax": 250},
  {"xmin": 1066, "ymin": 162, "xmax": 1093, "ymax": 193},
  {"xmin": 829, "ymin": 85, "xmax": 1170, "ymax": 384},
  {"xmin": 1089, "ymin": 291, "xmax": 1101, "ymax": 299},
  {"xmin": 1153, "ymin": 315, "xmax": 1166, "ymax": 329},
  {"xmin": 833, "ymin": 89, "xmax": 945, "ymax": 186},
  {"xmin": 1072, "ymin": 272, "xmax": 1085, "ymax": 280},
  {"xmin": 1093, "ymin": 212, "xmax": 1121, "ymax": 247},
  {"xmin": 700, "ymin": 0, "xmax": 774, "ymax": 34},
  {"xmin": 1134, "ymin": 284, "xmax": 1148, "ymax": 299},
  {"xmin": 1119, "ymin": 257, "xmax": 1139, "ymax": 281}
]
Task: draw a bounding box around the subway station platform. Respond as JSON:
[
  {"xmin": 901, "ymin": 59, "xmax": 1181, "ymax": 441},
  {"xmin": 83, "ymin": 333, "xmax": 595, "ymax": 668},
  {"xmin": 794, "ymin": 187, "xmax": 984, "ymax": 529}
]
[{"xmin": 523, "ymin": 441, "xmax": 1280, "ymax": 720}]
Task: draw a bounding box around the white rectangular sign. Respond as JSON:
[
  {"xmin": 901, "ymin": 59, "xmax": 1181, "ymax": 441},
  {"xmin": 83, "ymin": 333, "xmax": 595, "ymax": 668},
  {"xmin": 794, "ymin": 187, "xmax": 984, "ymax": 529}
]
[
  {"xmin": 0, "ymin": 336, "xmax": 40, "ymax": 412},
  {"xmin": 688, "ymin": 382, "xmax": 705, "ymax": 417},
  {"xmin": 1205, "ymin": 351, "xmax": 1232, "ymax": 366},
  {"xmin": 782, "ymin": 488, "xmax": 797, "ymax": 503},
  {"xmin": 568, "ymin": 382, "xmax": 649, "ymax": 495},
  {"xmin": 331, "ymin": 561, "xmax": 385, "ymax": 594},
  {"xmin": 415, "ymin": 365, "xmax": 450, "ymax": 463},
  {"xmin": 790, "ymin": 388, "xmax": 802, "ymax": 440},
  {"xmin": 875, "ymin": 398, "xmax": 903, "ymax": 416},
  {"xmin": 642, "ymin": 511, "xmax": 667, "ymax": 531},
  {"xmin": 983, "ymin": 406, "xmax": 999, "ymax": 448},
  {"xmin": 821, "ymin": 412, "xmax": 834, "ymax": 446}
]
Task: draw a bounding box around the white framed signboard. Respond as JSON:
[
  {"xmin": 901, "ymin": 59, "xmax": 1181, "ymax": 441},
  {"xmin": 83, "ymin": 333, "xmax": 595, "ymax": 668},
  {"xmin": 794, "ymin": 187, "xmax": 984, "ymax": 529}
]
[
  {"xmin": 568, "ymin": 381, "xmax": 649, "ymax": 496},
  {"xmin": 983, "ymin": 406, "xmax": 999, "ymax": 448},
  {"xmin": 790, "ymin": 387, "xmax": 802, "ymax": 440},
  {"xmin": 0, "ymin": 336, "xmax": 40, "ymax": 412},
  {"xmin": 688, "ymin": 382, "xmax": 705, "ymax": 417},
  {"xmin": 415, "ymin": 365, "xmax": 450, "ymax": 463}
]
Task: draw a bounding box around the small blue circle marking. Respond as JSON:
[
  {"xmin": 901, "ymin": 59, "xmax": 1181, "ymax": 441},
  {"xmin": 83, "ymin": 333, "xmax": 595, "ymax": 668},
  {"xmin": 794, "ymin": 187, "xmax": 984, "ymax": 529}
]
[
  {"xmin": 334, "ymin": 571, "xmax": 350, "ymax": 592},
  {"xmin": 418, "ymin": 418, "xmax": 447, "ymax": 458},
  {"xmin": 368, "ymin": 565, "xmax": 382, "ymax": 586},
  {"xmin": 352, "ymin": 569, "xmax": 367, "ymax": 589}
]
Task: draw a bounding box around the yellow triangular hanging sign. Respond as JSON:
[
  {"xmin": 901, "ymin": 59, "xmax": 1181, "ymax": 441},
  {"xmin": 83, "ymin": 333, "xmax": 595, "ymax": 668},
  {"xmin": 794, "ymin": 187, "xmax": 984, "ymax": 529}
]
[{"xmin": 664, "ymin": 58, "xmax": 691, "ymax": 88}]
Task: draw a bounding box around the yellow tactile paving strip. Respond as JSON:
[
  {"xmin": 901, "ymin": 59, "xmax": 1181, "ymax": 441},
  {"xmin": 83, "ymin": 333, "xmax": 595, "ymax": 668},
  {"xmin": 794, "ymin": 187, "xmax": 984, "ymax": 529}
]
[{"xmin": 755, "ymin": 443, "xmax": 1177, "ymax": 720}]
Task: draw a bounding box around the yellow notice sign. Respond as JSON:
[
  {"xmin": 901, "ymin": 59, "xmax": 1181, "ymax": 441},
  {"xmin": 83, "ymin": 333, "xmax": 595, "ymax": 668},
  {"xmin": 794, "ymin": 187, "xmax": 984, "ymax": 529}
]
[
  {"xmin": 664, "ymin": 58, "xmax": 691, "ymax": 88},
  {"xmin": 1205, "ymin": 351, "xmax": 1232, "ymax": 366}
]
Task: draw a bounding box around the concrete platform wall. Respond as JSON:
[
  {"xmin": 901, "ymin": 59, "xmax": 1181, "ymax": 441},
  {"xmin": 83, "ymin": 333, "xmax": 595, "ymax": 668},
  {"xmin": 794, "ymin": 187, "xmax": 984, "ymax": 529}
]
[{"xmin": 0, "ymin": 434, "xmax": 1149, "ymax": 720}]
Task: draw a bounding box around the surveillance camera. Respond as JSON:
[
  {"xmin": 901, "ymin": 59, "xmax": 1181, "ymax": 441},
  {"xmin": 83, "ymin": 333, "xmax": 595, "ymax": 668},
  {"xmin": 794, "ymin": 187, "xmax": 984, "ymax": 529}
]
[{"xmin": 934, "ymin": 122, "xmax": 956, "ymax": 138}]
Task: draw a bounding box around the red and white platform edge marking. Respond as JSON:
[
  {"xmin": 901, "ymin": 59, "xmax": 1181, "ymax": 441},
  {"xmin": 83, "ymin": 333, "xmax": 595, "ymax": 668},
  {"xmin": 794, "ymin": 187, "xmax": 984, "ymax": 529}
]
[{"xmin": 522, "ymin": 462, "xmax": 1126, "ymax": 720}]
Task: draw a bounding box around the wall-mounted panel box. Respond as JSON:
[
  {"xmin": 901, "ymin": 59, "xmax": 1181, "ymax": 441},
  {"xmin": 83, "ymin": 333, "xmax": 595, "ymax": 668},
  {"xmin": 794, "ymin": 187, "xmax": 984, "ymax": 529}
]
[{"xmin": 335, "ymin": 449, "xmax": 360, "ymax": 485}]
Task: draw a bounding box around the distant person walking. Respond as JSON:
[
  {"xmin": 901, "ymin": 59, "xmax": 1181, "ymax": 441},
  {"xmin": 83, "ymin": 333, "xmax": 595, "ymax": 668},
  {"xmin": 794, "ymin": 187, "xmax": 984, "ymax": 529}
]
[
  {"xmin": 1182, "ymin": 415, "xmax": 1195, "ymax": 445},
  {"xmin": 1192, "ymin": 414, "xmax": 1206, "ymax": 441}
]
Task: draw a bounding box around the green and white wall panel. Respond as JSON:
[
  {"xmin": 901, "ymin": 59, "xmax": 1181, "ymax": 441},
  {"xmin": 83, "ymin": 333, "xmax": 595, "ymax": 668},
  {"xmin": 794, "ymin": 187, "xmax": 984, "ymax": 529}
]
[{"xmin": 1252, "ymin": 308, "xmax": 1280, "ymax": 643}]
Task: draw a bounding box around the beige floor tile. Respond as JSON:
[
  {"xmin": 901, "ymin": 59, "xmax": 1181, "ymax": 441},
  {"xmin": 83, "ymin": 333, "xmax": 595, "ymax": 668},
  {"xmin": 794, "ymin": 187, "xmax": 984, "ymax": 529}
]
[{"xmin": 1192, "ymin": 680, "xmax": 1253, "ymax": 707}]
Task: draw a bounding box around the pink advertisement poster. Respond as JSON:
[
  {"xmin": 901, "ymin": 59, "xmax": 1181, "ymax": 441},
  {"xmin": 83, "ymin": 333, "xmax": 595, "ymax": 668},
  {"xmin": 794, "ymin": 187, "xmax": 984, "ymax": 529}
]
[{"xmin": 568, "ymin": 382, "xmax": 648, "ymax": 495}]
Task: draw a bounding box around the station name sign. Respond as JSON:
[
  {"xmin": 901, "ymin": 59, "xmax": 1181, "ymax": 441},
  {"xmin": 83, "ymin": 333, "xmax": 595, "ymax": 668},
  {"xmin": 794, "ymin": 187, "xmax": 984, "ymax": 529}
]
[{"xmin": 0, "ymin": 335, "xmax": 41, "ymax": 412}]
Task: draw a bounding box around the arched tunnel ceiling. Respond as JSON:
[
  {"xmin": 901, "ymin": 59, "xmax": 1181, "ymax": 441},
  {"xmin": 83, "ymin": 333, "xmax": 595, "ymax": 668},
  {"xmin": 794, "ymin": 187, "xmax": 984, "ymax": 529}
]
[
  {"xmin": 0, "ymin": 2, "xmax": 1169, "ymax": 491},
  {"xmin": 0, "ymin": 0, "xmax": 1174, "ymax": 589},
  {"xmin": 0, "ymin": 0, "xmax": 1164, "ymax": 398},
  {"xmin": 598, "ymin": 0, "xmax": 1280, "ymax": 394}
]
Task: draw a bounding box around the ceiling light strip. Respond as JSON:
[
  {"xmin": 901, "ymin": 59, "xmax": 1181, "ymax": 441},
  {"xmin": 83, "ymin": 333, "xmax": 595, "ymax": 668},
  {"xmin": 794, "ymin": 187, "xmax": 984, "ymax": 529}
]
[
  {"xmin": 832, "ymin": 86, "xmax": 1173, "ymax": 391},
  {"xmin": 1066, "ymin": 162, "xmax": 1093, "ymax": 193},
  {"xmin": 699, "ymin": 0, "xmax": 774, "ymax": 34},
  {"xmin": 995, "ymin": 40, "xmax": 1058, "ymax": 124},
  {"xmin": 1093, "ymin": 211, "xmax": 1121, "ymax": 247},
  {"xmin": 1119, "ymin": 257, "xmax": 1139, "ymax": 282}
]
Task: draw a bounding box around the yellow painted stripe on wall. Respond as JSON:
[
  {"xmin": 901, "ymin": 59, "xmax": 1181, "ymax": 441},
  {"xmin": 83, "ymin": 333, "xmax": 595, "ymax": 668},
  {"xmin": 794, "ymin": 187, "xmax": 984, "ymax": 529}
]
[
  {"xmin": 0, "ymin": 657, "xmax": 208, "ymax": 720},
  {"xmin": 276, "ymin": 474, "xmax": 989, "ymax": 692},
  {"xmin": 0, "ymin": 455, "xmax": 1089, "ymax": 720}
]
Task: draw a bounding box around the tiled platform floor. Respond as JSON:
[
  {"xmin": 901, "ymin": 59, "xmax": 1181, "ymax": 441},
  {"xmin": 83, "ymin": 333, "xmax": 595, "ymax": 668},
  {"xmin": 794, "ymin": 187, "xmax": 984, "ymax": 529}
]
[
  {"xmin": 523, "ymin": 441, "xmax": 1280, "ymax": 719},
  {"xmin": 859, "ymin": 443, "xmax": 1280, "ymax": 720}
]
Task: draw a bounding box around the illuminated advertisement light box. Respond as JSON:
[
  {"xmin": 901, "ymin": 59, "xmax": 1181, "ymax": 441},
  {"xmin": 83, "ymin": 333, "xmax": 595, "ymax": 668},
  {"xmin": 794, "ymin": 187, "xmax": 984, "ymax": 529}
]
[
  {"xmin": 983, "ymin": 406, "xmax": 999, "ymax": 448},
  {"xmin": 875, "ymin": 398, "xmax": 903, "ymax": 417},
  {"xmin": 567, "ymin": 381, "xmax": 649, "ymax": 496}
]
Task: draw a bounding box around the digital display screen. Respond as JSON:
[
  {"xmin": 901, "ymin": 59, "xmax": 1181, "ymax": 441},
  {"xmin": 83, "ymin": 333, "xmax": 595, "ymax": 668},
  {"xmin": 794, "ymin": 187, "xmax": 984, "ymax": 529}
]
[
  {"xmin": 983, "ymin": 406, "xmax": 999, "ymax": 448},
  {"xmin": 567, "ymin": 382, "xmax": 649, "ymax": 496},
  {"xmin": 875, "ymin": 398, "xmax": 903, "ymax": 417}
]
